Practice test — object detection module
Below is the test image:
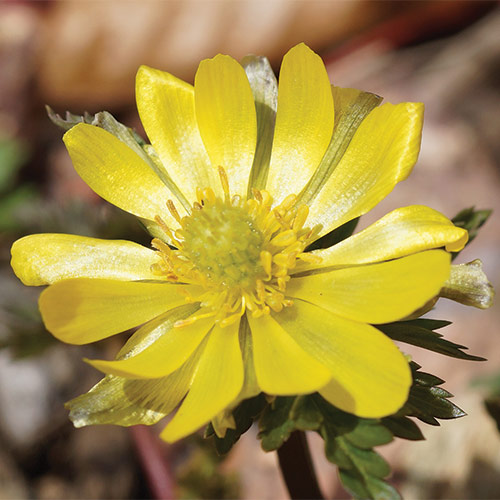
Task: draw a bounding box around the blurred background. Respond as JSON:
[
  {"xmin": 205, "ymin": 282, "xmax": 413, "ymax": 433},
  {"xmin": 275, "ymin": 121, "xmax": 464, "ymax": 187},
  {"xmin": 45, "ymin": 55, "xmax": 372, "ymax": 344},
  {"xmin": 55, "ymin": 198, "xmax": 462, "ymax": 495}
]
[{"xmin": 1, "ymin": 1, "xmax": 500, "ymax": 498}]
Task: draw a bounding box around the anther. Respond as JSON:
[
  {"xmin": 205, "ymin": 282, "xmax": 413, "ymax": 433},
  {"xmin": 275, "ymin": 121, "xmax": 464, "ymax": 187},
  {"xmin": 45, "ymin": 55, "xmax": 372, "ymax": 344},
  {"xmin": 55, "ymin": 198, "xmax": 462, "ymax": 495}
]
[
  {"xmin": 218, "ymin": 166, "xmax": 230, "ymax": 201},
  {"xmin": 167, "ymin": 200, "xmax": 182, "ymax": 224}
]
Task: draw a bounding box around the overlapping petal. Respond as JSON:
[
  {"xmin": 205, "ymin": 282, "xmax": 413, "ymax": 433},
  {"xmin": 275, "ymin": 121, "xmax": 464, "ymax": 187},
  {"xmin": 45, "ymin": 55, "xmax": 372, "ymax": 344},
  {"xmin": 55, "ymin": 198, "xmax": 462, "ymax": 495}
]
[
  {"xmin": 87, "ymin": 313, "xmax": 215, "ymax": 379},
  {"xmin": 287, "ymin": 250, "xmax": 451, "ymax": 324},
  {"xmin": 194, "ymin": 54, "xmax": 257, "ymax": 196},
  {"xmin": 306, "ymin": 102, "xmax": 424, "ymax": 236},
  {"xmin": 276, "ymin": 300, "xmax": 411, "ymax": 417},
  {"xmin": 298, "ymin": 205, "xmax": 468, "ymax": 272},
  {"xmin": 266, "ymin": 43, "xmax": 334, "ymax": 201},
  {"xmin": 39, "ymin": 278, "xmax": 190, "ymax": 344},
  {"xmin": 247, "ymin": 313, "xmax": 331, "ymax": 395},
  {"xmin": 63, "ymin": 124, "xmax": 181, "ymax": 226},
  {"xmin": 136, "ymin": 66, "xmax": 220, "ymax": 203},
  {"xmin": 11, "ymin": 234, "xmax": 163, "ymax": 286},
  {"xmin": 161, "ymin": 320, "xmax": 244, "ymax": 442}
]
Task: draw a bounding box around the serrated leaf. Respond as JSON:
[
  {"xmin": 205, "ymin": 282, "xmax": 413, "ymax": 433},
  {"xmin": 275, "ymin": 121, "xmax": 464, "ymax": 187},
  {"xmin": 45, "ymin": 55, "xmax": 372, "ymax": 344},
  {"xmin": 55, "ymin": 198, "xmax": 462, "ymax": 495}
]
[
  {"xmin": 400, "ymin": 364, "xmax": 467, "ymax": 426},
  {"xmin": 378, "ymin": 319, "xmax": 485, "ymax": 361},
  {"xmin": 381, "ymin": 416, "xmax": 424, "ymax": 441},
  {"xmin": 46, "ymin": 105, "xmax": 95, "ymax": 130}
]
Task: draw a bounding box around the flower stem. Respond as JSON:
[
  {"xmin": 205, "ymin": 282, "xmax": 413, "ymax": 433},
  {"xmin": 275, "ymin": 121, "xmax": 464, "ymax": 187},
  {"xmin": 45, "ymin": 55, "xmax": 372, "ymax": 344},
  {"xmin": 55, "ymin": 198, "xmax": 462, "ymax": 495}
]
[{"xmin": 277, "ymin": 431, "xmax": 324, "ymax": 500}]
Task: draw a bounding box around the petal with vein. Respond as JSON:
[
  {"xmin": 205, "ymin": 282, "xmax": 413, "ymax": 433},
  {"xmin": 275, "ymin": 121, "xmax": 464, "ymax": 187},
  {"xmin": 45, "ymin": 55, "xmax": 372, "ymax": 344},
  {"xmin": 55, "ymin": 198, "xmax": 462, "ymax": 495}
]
[
  {"xmin": 63, "ymin": 123, "xmax": 179, "ymax": 225},
  {"xmin": 136, "ymin": 66, "xmax": 219, "ymax": 204},
  {"xmin": 276, "ymin": 300, "xmax": 411, "ymax": 417},
  {"xmin": 307, "ymin": 102, "xmax": 424, "ymax": 236},
  {"xmin": 11, "ymin": 234, "xmax": 163, "ymax": 286},
  {"xmin": 247, "ymin": 313, "xmax": 331, "ymax": 395},
  {"xmin": 266, "ymin": 43, "xmax": 334, "ymax": 202},
  {"xmin": 39, "ymin": 278, "xmax": 190, "ymax": 344},
  {"xmin": 67, "ymin": 344, "xmax": 201, "ymax": 427},
  {"xmin": 161, "ymin": 320, "xmax": 244, "ymax": 442},
  {"xmin": 87, "ymin": 313, "xmax": 215, "ymax": 379},
  {"xmin": 195, "ymin": 54, "xmax": 257, "ymax": 196},
  {"xmin": 298, "ymin": 86, "xmax": 382, "ymax": 205},
  {"xmin": 301, "ymin": 205, "xmax": 467, "ymax": 272},
  {"xmin": 287, "ymin": 250, "xmax": 451, "ymax": 324},
  {"xmin": 242, "ymin": 55, "xmax": 278, "ymax": 193}
]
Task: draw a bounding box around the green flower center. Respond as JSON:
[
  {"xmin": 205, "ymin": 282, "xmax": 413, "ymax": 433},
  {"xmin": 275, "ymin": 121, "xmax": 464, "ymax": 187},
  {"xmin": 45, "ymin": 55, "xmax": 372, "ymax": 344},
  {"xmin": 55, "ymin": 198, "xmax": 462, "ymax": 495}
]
[{"xmin": 182, "ymin": 204, "xmax": 263, "ymax": 288}]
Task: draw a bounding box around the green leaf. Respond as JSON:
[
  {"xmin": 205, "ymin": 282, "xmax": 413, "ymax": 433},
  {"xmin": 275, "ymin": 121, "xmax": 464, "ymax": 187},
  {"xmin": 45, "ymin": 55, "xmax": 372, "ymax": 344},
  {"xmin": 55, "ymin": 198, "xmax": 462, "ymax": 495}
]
[
  {"xmin": 258, "ymin": 397, "xmax": 297, "ymax": 451},
  {"xmin": 381, "ymin": 416, "xmax": 425, "ymax": 441},
  {"xmin": 399, "ymin": 363, "xmax": 466, "ymax": 425},
  {"xmin": 451, "ymin": 207, "xmax": 492, "ymax": 259},
  {"xmin": 208, "ymin": 395, "xmax": 267, "ymax": 455},
  {"xmin": 378, "ymin": 319, "xmax": 485, "ymax": 361}
]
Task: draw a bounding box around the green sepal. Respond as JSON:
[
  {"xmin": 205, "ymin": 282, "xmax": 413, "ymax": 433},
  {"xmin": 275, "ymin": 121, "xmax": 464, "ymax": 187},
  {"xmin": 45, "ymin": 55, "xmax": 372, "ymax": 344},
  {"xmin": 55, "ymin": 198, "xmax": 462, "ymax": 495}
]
[
  {"xmin": 206, "ymin": 394, "xmax": 268, "ymax": 455},
  {"xmin": 398, "ymin": 362, "xmax": 466, "ymax": 426},
  {"xmin": 378, "ymin": 319, "xmax": 485, "ymax": 361},
  {"xmin": 451, "ymin": 207, "xmax": 492, "ymax": 260}
]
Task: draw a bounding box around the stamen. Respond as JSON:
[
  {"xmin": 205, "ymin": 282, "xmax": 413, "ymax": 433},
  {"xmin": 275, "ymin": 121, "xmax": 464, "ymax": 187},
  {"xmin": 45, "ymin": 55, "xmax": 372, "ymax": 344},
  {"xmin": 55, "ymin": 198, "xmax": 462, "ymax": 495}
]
[
  {"xmin": 218, "ymin": 166, "xmax": 230, "ymax": 201},
  {"xmin": 151, "ymin": 174, "xmax": 318, "ymax": 328},
  {"xmin": 167, "ymin": 199, "xmax": 182, "ymax": 224}
]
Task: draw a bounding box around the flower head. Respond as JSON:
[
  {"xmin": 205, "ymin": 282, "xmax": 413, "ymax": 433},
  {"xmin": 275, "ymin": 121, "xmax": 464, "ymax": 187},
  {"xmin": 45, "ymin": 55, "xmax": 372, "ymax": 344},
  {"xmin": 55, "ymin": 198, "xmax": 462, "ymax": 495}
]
[{"xmin": 11, "ymin": 43, "xmax": 468, "ymax": 442}]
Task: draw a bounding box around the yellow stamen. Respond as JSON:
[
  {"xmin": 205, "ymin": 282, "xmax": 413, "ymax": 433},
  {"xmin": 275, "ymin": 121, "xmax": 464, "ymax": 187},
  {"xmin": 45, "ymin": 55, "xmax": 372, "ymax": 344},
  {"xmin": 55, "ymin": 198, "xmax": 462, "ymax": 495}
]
[{"xmin": 151, "ymin": 168, "xmax": 320, "ymax": 328}]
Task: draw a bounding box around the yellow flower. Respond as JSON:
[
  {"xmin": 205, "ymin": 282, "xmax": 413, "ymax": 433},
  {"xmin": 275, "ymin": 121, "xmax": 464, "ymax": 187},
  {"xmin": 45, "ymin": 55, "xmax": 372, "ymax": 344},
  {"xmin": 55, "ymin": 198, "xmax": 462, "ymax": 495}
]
[{"xmin": 11, "ymin": 43, "xmax": 468, "ymax": 442}]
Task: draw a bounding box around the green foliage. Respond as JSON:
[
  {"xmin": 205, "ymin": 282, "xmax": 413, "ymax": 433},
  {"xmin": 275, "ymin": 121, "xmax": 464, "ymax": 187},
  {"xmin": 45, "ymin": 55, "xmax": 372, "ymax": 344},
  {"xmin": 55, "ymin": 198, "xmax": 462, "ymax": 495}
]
[
  {"xmin": 259, "ymin": 394, "xmax": 400, "ymax": 499},
  {"xmin": 205, "ymin": 395, "xmax": 268, "ymax": 455},
  {"xmin": 398, "ymin": 362, "xmax": 466, "ymax": 426},
  {"xmin": 451, "ymin": 207, "xmax": 491, "ymax": 260},
  {"xmin": 378, "ymin": 319, "xmax": 485, "ymax": 361}
]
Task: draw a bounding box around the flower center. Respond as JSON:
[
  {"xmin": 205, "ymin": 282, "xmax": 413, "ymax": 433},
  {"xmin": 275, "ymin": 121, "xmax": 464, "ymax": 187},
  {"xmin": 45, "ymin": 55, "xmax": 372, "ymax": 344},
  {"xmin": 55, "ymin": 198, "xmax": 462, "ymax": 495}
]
[
  {"xmin": 182, "ymin": 203, "xmax": 263, "ymax": 289},
  {"xmin": 151, "ymin": 167, "xmax": 322, "ymax": 327}
]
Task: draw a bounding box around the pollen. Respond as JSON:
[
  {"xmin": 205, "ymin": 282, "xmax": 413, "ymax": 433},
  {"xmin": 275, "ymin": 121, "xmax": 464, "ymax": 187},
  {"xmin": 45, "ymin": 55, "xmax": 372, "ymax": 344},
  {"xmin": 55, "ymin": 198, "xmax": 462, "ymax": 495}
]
[{"xmin": 151, "ymin": 167, "xmax": 322, "ymax": 327}]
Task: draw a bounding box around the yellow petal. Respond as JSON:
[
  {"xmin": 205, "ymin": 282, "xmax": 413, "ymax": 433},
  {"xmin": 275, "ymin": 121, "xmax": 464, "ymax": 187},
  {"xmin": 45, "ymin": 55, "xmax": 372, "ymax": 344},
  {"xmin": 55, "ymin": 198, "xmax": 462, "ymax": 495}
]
[
  {"xmin": 301, "ymin": 205, "xmax": 467, "ymax": 272},
  {"xmin": 87, "ymin": 313, "xmax": 215, "ymax": 379},
  {"xmin": 194, "ymin": 54, "xmax": 257, "ymax": 196},
  {"xmin": 161, "ymin": 320, "xmax": 244, "ymax": 442},
  {"xmin": 237, "ymin": 316, "xmax": 260, "ymax": 400},
  {"xmin": 266, "ymin": 43, "xmax": 334, "ymax": 201},
  {"xmin": 276, "ymin": 300, "xmax": 411, "ymax": 417},
  {"xmin": 287, "ymin": 250, "xmax": 450, "ymax": 324},
  {"xmin": 67, "ymin": 348, "xmax": 200, "ymax": 427},
  {"xmin": 307, "ymin": 102, "xmax": 424, "ymax": 237},
  {"xmin": 39, "ymin": 278, "xmax": 190, "ymax": 344},
  {"xmin": 242, "ymin": 55, "xmax": 278, "ymax": 194},
  {"xmin": 136, "ymin": 66, "xmax": 220, "ymax": 204},
  {"xmin": 11, "ymin": 234, "xmax": 163, "ymax": 286},
  {"xmin": 63, "ymin": 123, "xmax": 180, "ymax": 225},
  {"xmin": 247, "ymin": 313, "xmax": 331, "ymax": 395},
  {"xmin": 298, "ymin": 86, "xmax": 382, "ymax": 205}
]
